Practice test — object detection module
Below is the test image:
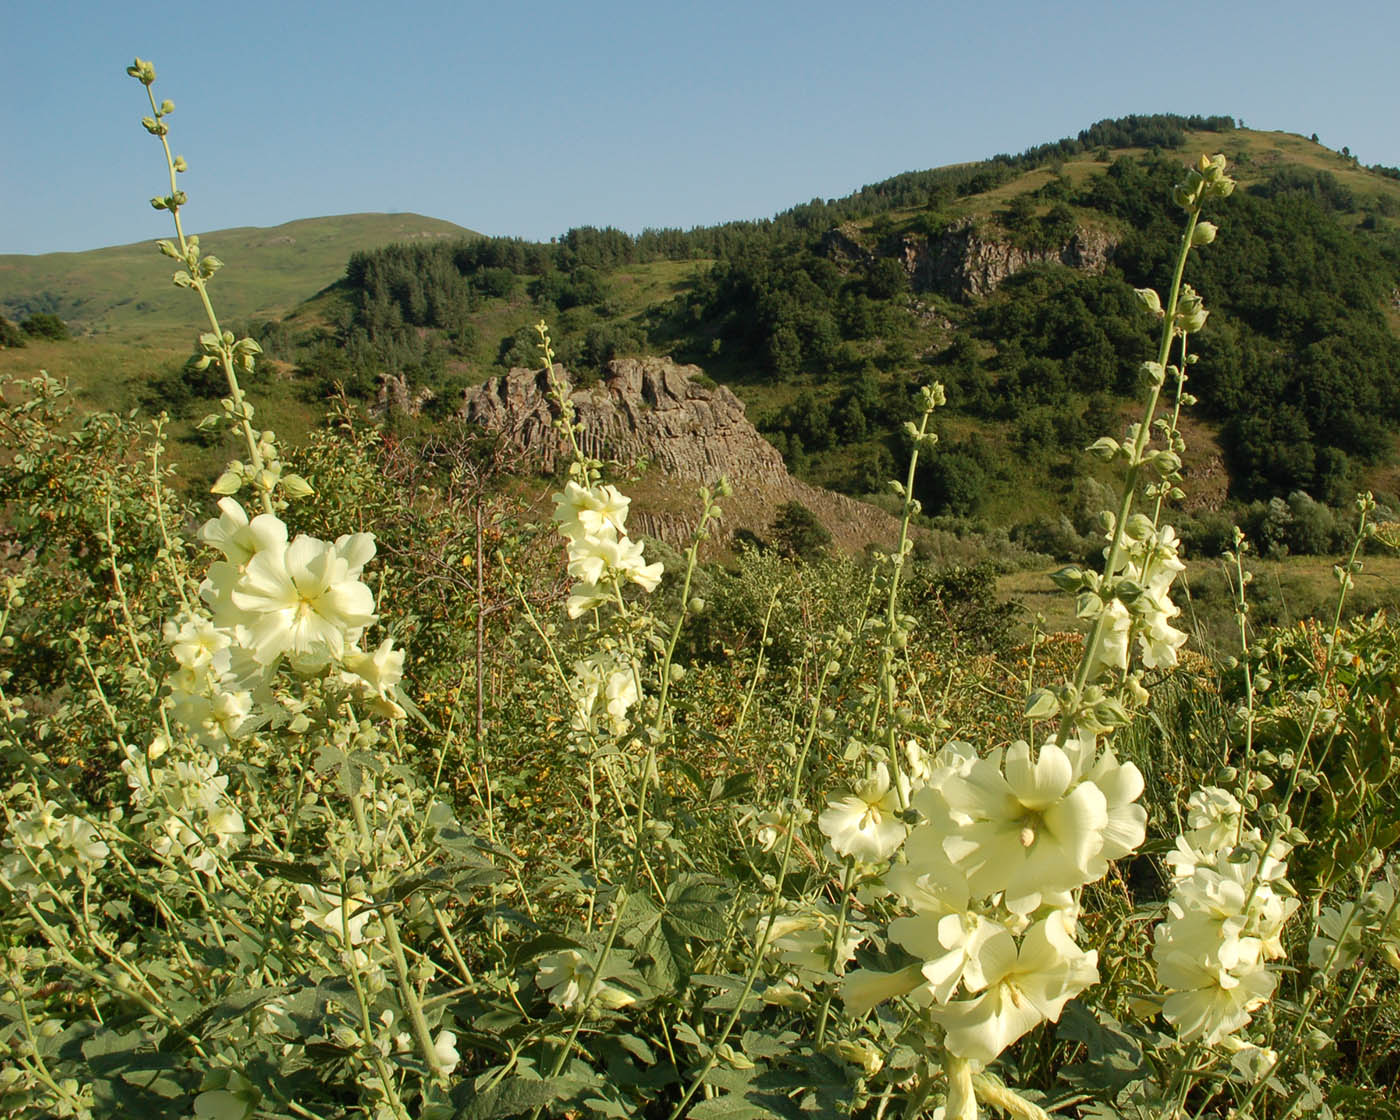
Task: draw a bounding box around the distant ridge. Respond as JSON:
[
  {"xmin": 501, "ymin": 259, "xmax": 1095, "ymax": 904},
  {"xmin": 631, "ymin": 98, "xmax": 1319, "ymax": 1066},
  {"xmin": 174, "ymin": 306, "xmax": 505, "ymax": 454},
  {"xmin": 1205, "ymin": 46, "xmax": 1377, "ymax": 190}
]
[{"xmin": 0, "ymin": 213, "xmax": 478, "ymax": 344}]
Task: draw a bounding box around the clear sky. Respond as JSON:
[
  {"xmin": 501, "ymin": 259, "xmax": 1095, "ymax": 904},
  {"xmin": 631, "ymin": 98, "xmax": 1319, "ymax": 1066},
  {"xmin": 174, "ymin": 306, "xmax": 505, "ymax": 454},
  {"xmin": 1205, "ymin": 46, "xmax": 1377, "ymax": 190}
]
[{"xmin": 5, "ymin": 0, "xmax": 1397, "ymax": 255}]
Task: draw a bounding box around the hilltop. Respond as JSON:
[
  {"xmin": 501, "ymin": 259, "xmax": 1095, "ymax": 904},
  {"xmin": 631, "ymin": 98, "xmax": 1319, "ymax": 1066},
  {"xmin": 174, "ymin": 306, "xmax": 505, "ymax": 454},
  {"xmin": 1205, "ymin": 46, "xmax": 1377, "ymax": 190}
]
[{"xmin": 0, "ymin": 212, "xmax": 478, "ymax": 345}]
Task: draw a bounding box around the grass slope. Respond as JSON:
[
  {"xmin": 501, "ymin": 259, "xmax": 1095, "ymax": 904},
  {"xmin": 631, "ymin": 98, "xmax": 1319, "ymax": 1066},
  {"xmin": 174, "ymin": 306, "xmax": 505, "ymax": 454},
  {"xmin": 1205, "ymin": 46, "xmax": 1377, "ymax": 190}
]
[{"xmin": 0, "ymin": 213, "xmax": 479, "ymax": 346}]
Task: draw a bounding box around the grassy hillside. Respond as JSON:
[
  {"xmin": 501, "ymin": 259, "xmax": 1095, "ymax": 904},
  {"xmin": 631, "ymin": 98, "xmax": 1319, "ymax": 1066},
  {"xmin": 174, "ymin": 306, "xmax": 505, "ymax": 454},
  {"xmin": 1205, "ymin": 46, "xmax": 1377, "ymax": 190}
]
[{"xmin": 0, "ymin": 212, "xmax": 478, "ymax": 346}]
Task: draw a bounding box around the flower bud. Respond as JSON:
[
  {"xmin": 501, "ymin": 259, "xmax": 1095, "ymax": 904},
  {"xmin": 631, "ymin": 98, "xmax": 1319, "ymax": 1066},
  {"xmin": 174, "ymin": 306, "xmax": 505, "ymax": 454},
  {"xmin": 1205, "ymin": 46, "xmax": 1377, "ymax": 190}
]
[
  {"xmin": 1134, "ymin": 287, "xmax": 1163, "ymax": 315},
  {"xmin": 279, "ymin": 473, "xmax": 315, "ymax": 499},
  {"xmin": 835, "ymin": 1038, "xmax": 884, "ymax": 1077},
  {"xmin": 1191, "ymin": 221, "xmax": 1218, "ymax": 246},
  {"xmin": 126, "ymin": 58, "xmax": 156, "ymax": 84}
]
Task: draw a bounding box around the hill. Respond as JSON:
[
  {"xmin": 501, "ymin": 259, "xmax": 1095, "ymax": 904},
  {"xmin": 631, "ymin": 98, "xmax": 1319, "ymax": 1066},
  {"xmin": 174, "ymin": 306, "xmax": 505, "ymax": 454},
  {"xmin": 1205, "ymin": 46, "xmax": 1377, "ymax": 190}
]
[
  {"xmin": 6, "ymin": 114, "xmax": 1400, "ymax": 562},
  {"xmin": 277, "ymin": 117, "xmax": 1400, "ymax": 542},
  {"xmin": 0, "ymin": 213, "xmax": 478, "ymax": 345}
]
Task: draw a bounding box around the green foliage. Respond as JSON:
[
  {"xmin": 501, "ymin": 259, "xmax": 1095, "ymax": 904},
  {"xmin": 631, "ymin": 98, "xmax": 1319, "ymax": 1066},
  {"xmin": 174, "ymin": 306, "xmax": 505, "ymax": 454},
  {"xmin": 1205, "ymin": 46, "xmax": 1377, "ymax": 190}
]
[
  {"xmin": 0, "ymin": 314, "xmax": 24, "ymax": 348},
  {"xmin": 10, "ymin": 82, "xmax": 1400, "ymax": 1120},
  {"xmin": 21, "ymin": 311, "xmax": 69, "ymax": 340},
  {"xmin": 769, "ymin": 500, "xmax": 832, "ymax": 562}
]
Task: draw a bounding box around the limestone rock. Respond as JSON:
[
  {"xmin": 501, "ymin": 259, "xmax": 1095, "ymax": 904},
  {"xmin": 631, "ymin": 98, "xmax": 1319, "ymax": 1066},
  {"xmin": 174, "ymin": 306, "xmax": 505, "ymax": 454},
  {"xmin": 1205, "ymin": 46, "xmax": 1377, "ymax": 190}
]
[
  {"xmin": 459, "ymin": 356, "xmax": 901, "ymax": 552},
  {"xmin": 910, "ymin": 222, "xmax": 1117, "ymax": 301},
  {"xmin": 825, "ymin": 220, "xmax": 1117, "ymax": 302}
]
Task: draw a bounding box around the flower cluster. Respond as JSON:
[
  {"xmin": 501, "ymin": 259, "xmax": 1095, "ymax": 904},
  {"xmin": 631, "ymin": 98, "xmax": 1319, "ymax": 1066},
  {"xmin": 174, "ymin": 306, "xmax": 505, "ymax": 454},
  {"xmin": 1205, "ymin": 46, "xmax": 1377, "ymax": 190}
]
[
  {"xmin": 199, "ymin": 498, "xmax": 382, "ymax": 672},
  {"xmin": 161, "ymin": 499, "xmax": 405, "ymax": 752},
  {"xmin": 1152, "ymin": 787, "xmax": 1298, "ymax": 1046},
  {"xmin": 1095, "ymin": 521, "xmax": 1189, "ymax": 677},
  {"xmin": 838, "ymin": 733, "xmax": 1145, "ymax": 1063},
  {"xmin": 552, "ymin": 481, "xmax": 663, "ymax": 618},
  {"xmin": 0, "ymin": 798, "xmax": 110, "ymax": 892},
  {"xmin": 569, "ymin": 652, "xmax": 640, "ymax": 737},
  {"xmin": 121, "ymin": 734, "xmax": 246, "ymax": 874}
]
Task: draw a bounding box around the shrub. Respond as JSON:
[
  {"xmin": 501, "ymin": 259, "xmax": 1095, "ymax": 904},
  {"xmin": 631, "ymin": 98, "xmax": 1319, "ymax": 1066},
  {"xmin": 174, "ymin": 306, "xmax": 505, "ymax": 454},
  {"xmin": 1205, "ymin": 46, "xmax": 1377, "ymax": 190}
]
[{"xmin": 20, "ymin": 311, "xmax": 69, "ymax": 340}]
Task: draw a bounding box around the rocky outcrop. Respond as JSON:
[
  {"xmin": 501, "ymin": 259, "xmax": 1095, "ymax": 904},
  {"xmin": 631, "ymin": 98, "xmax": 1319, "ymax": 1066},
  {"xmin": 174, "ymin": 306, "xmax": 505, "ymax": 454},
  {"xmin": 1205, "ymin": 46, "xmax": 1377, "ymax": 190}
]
[
  {"xmin": 909, "ymin": 222, "xmax": 1117, "ymax": 301},
  {"xmin": 372, "ymin": 372, "xmax": 435, "ymax": 419},
  {"xmin": 459, "ymin": 357, "xmax": 901, "ymax": 552},
  {"xmin": 824, "ymin": 220, "xmax": 1117, "ymax": 303},
  {"xmin": 460, "ymin": 357, "xmax": 791, "ymax": 484}
]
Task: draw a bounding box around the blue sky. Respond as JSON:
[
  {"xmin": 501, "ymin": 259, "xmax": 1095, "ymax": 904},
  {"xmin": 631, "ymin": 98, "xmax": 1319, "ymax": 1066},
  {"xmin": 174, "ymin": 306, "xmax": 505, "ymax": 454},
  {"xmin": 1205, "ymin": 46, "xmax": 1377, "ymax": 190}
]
[{"xmin": 5, "ymin": 0, "xmax": 1397, "ymax": 254}]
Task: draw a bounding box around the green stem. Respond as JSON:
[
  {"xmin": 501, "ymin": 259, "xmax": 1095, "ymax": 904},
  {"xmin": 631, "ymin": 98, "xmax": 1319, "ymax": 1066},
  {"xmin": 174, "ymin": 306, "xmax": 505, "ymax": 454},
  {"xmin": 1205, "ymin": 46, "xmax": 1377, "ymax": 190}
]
[
  {"xmin": 142, "ymin": 79, "xmax": 271, "ymax": 515},
  {"xmin": 347, "ymin": 792, "xmax": 441, "ymax": 1080},
  {"xmin": 1061, "ymin": 207, "xmax": 1201, "ymax": 725}
]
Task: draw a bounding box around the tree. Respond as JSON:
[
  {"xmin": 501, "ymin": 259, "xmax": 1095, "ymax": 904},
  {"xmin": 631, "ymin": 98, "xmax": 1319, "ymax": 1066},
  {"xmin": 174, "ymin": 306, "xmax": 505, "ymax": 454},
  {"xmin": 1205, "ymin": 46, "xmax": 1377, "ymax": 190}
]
[
  {"xmin": 770, "ymin": 502, "xmax": 832, "ymax": 562},
  {"xmin": 21, "ymin": 312, "xmax": 68, "ymax": 340},
  {"xmin": 0, "ymin": 316, "xmax": 24, "ymax": 348}
]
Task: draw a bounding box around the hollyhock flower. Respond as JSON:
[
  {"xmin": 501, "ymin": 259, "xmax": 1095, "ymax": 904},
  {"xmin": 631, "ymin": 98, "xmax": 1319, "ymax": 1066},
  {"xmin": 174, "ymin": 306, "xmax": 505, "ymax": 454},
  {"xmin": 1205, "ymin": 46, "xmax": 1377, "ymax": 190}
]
[
  {"xmin": 535, "ymin": 949, "xmax": 635, "ymax": 1011},
  {"xmin": 1309, "ymin": 900, "xmax": 1368, "ymax": 973},
  {"xmin": 1137, "ymin": 593, "xmax": 1189, "ymax": 670},
  {"xmin": 939, "ymin": 741, "xmax": 1110, "ymax": 914},
  {"xmin": 819, "ymin": 763, "xmax": 907, "ymax": 864},
  {"xmin": 841, "ymin": 964, "xmax": 927, "ymax": 1017},
  {"xmin": 553, "ymin": 481, "xmax": 631, "ymax": 541},
  {"xmin": 566, "ymin": 580, "xmax": 610, "ymax": 618},
  {"xmin": 342, "ymin": 638, "xmax": 406, "ymax": 719},
  {"xmin": 163, "ymin": 613, "xmax": 231, "ymax": 673},
  {"xmin": 1155, "ymin": 932, "xmax": 1276, "ymax": 1045},
  {"xmin": 757, "ymin": 904, "xmax": 864, "ymax": 978},
  {"xmin": 1153, "ymin": 793, "xmax": 1297, "ymax": 1047},
  {"xmin": 752, "ymin": 803, "xmax": 811, "ymax": 852},
  {"xmin": 231, "ymin": 534, "xmax": 378, "ymax": 666},
  {"xmin": 566, "ymin": 532, "xmax": 663, "ymax": 593},
  {"xmin": 198, "ymin": 498, "xmax": 287, "ymax": 567},
  {"xmin": 297, "ymin": 884, "xmax": 376, "ymax": 946},
  {"xmin": 929, "ymin": 916, "xmax": 1099, "ymax": 1063},
  {"xmin": 890, "ymin": 908, "xmax": 1006, "ymax": 1004},
  {"xmin": 570, "ymin": 654, "xmax": 640, "ymax": 737},
  {"xmin": 1184, "ymin": 787, "xmax": 1244, "ymax": 854},
  {"xmin": 1089, "ymin": 599, "xmax": 1132, "ymax": 678}
]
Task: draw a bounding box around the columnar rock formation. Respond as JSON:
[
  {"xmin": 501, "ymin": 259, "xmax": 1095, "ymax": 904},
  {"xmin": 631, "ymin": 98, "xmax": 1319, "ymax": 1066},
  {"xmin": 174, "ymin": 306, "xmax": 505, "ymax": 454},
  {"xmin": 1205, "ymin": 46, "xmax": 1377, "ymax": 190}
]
[{"xmin": 459, "ymin": 357, "xmax": 900, "ymax": 552}]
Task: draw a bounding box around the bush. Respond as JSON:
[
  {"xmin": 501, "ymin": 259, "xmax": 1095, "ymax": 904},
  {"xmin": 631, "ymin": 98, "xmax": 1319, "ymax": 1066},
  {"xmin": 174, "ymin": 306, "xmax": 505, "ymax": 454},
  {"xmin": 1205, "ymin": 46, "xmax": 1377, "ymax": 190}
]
[
  {"xmin": 21, "ymin": 311, "xmax": 69, "ymax": 340},
  {"xmin": 0, "ymin": 315, "xmax": 24, "ymax": 348},
  {"xmin": 769, "ymin": 500, "xmax": 832, "ymax": 561}
]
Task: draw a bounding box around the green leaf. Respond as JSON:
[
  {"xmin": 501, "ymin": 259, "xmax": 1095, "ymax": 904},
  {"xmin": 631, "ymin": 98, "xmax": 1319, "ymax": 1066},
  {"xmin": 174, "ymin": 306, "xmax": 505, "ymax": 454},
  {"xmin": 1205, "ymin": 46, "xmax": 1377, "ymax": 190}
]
[
  {"xmin": 664, "ymin": 875, "xmax": 731, "ymax": 941},
  {"xmin": 509, "ymin": 932, "xmax": 583, "ymax": 969},
  {"xmin": 689, "ymin": 1098, "xmax": 775, "ymax": 1120},
  {"xmin": 709, "ymin": 771, "xmax": 755, "ymax": 802},
  {"xmin": 229, "ymin": 849, "xmax": 325, "ymax": 886},
  {"xmin": 617, "ymin": 1033, "xmax": 657, "ymax": 1065},
  {"xmin": 1056, "ymin": 1002, "xmax": 1149, "ymax": 1095},
  {"xmin": 454, "ymin": 1074, "xmax": 594, "ymax": 1119},
  {"xmin": 194, "ymin": 1090, "xmax": 253, "ymax": 1120}
]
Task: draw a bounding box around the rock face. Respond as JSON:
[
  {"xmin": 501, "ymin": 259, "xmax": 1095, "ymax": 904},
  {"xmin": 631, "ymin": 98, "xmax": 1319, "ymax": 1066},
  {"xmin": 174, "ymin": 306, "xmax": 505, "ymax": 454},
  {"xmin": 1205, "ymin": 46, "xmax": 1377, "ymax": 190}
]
[
  {"xmin": 824, "ymin": 220, "xmax": 1117, "ymax": 302},
  {"xmin": 459, "ymin": 357, "xmax": 900, "ymax": 551},
  {"xmin": 461, "ymin": 357, "xmax": 790, "ymax": 484},
  {"xmin": 372, "ymin": 372, "xmax": 435, "ymax": 418},
  {"xmin": 912, "ymin": 222, "xmax": 1117, "ymax": 301}
]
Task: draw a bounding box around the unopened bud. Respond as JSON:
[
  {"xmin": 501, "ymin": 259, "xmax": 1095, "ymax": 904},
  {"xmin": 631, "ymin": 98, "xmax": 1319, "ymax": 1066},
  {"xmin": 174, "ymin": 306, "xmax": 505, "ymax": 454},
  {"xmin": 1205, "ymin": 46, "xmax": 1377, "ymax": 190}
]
[
  {"xmin": 1191, "ymin": 221, "xmax": 1218, "ymax": 246},
  {"xmin": 1134, "ymin": 287, "xmax": 1163, "ymax": 316}
]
